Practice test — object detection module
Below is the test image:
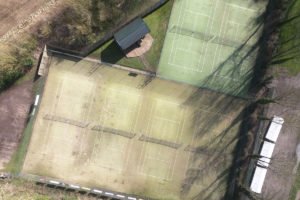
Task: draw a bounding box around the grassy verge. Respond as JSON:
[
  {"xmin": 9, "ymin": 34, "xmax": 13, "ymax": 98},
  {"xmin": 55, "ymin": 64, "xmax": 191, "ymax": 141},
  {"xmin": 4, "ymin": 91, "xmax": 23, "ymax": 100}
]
[
  {"xmin": 4, "ymin": 117, "xmax": 34, "ymax": 174},
  {"xmin": 273, "ymin": 0, "xmax": 300, "ymax": 75},
  {"xmin": 4, "ymin": 78, "xmax": 45, "ymax": 174},
  {"xmin": 0, "ymin": 178, "xmax": 84, "ymax": 200},
  {"xmin": 289, "ymin": 166, "xmax": 300, "ymax": 200},
  {"xmin": 0, "ymin": 38, "xmax": 37, "ymax": 92},
  {"xmin": 89, "ymin": 0, "xmax": 173, "ymax": 70}
]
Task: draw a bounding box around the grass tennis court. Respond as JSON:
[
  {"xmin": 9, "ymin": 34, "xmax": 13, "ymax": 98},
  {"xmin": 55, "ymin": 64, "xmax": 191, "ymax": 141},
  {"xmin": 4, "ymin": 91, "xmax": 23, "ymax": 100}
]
[
  {"xmin": 158, "ymin": 0, "xmax": 267, "ymax": 96},
  {"xmin": 23, "ymin": 56, "xmax": 247, "ymax": 199}
]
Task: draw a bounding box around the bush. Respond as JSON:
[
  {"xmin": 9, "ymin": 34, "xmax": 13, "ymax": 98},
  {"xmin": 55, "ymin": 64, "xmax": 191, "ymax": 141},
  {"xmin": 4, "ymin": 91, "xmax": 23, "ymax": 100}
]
[{"xmin": 21, "ymin": 57, "xmax": 34, "ymax": 69}]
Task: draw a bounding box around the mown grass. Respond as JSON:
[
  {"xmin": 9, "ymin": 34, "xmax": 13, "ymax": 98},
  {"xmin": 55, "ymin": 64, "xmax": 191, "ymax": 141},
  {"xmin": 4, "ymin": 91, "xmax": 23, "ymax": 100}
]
[
  {"xmin": 89, "ymin": 0, "xmax": 173, "ymax": 70},
  {"xmin": 274, "ymin": 0, "xmax": 300, "ymax": 75}
]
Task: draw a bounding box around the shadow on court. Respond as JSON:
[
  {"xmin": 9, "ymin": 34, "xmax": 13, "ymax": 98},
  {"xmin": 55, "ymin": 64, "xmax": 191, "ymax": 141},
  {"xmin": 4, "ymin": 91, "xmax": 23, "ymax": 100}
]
[{"xmin": 179, "ymin": 0, "xmax": 283, "ymax": 198}]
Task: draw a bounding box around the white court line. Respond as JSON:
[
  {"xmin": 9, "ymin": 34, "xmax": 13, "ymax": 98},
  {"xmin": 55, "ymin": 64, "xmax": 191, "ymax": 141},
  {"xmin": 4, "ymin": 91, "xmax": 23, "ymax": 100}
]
[
  {"xmin": 140, "ymin": 148, "xmax": 172, "ymax": 181},
  {"xmin": 187, "ymin": 9, "xmax": 210, "ymax": 18},
  {"xmin": 229, "ymin": 21, "xmax": 245, "ymax": 27},
  {"xmin": 110, "ymin": 87, "xmax": 141, "ymax": 97},
  {"xmin": 53, "ymin": 154, "xmax": 74, "ymax": 162},
  {"xmin": 197, "ymin": 14, "xmax": 212, "ymax": 72},
  {"xmin": 139, "ymin": 141, "xmax": 149, "ymax": 174},
  {"xmin": 214, "ymin": 4, "xmax": 234, "ymax": 76},
  {"xmin": 167, "ymin": 0, "xmax": 215, "ymax": 73},
  {"xmin": 90, "ymin": 89, "xmax": 113, "ymax": 163},
  {"xmin": 168, "ymin": 0, "xmax": 186, "ymax": 63},
  {"xmin": 211, "ymin": 3, "xmax": 229, "ymax": 72},
  {"xmin": 146, "ymin": 155, "xmax": 171, "ymax": 164},
  {"xmin": 78, "ymin": 85, "xmax": 97, "ymax": 154},
  {"xmin": 226, "ymin": 3, "xmax": 257, "ymax": 12},
  {"xmin": 91, "ymin": 132, "xmax": 125, "ymax": 171},
  {"xmin": 199, "ymin": 0, "xmax": 219, "ymax": 73},
  {"xmin": 170, "ymin": 109, "xmax": 187, "ymax": 180},
  {"xmin": 208, "ymin": 0, "xmax": 220, "ymax": 38},
  {"xmin": 148, "ymin": 99, "xmax": 185, "ymax": 180},
  {"xmin": 139, "ymin": 98, "xmax": 178, "ymax": 175},
  {"xmin": 138, "ymin": 102, "xmax": 156, "ymax": 173},
  {"xmin": 90, "ymin": 90, "xmax": 134, "ymax": 172},
  {"xmin": 214, "ymin": 74, "xmax": 240, "ymax": 82},
  {"xmin": 154, "ymin": 116, "xmax": 180, "ymax": 124},
  {"xmin": 176, "ymin": 47, "xmax": 200, "ymax": 55},
  {"xmin": 168, "ymin": 62, "xmax": 203, "ymax": 73},
  {"xmin": 168, "ymin": 107, "xmax": 186, "ymax": 180},
  {"xmin": 107, "ymin": 89, "xmax": 140, "ymax": 114},
  {"xmin": 182, "ymin": 106, "xmax": 234, "ymax": 174},
  {"xmin": 188, "ymin": 13, "xmax": 198, "ymax": 49},
  {"xmin": 173, "ymin": 8, "xmax": 189, "ymax": 62},
  {"xmin": 170, "ymin": 11, "xmax": 211, "ymax": 73},
  {"xmin": 44, "ymin": 79, "xmax": 65, "ymax": 153},
  {"xmin": 89, "ymin": 161, "xmax": 123, "ymax": 172},
  {"xmin": 123, "ymin": 92, "xmax": 143, "ymax": 170},
  {"xmin": 139, "ymin": 171, "xmax": 168, "ymax": 180},
  {"xmin": 156, "ymin": 98, "xmax": 180, "ymax": 107}
]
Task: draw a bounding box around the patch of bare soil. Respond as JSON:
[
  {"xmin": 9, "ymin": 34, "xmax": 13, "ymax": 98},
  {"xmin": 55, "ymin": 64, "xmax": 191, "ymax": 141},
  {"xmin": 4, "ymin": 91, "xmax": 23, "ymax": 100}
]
[
  {"xmin": 262, "ymin": 72, "xmax": 300, "ymax": 200},
  {"xmin": 0, "ymin": 0, "xmax": 46, "ymax": 36},
  {"xmin": 126, "ymin": 34, "xmax": 154, "ymax": 58},
  {"xmin": 0, "ymin": 81, "xmax": 33, "ymax": 170}
]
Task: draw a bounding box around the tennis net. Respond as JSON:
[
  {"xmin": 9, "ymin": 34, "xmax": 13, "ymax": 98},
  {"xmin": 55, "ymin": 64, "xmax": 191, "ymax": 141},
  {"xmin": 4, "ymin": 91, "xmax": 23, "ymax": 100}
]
[{"xmin": 169, "ymin": 25, "xmax": 243, "ymax": 48}]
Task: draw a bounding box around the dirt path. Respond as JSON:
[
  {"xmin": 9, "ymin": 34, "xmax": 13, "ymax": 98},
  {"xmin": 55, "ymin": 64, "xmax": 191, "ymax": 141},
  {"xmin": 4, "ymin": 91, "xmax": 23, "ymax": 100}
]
[
  {"xmin": 262, "ymin": 72, "xmax": 300, "ymax": 199},
  {"xmin": 0, "ymin": 81, "xmax": 33, "ymax": 170},
  {"xmin": 0, "ymin": 0, "xmax": 46, "ymax": 36}
]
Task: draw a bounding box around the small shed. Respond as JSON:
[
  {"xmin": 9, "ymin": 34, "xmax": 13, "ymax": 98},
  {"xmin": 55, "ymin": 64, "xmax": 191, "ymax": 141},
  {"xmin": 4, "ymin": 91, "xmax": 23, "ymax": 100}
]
[{"xmin": 114, "ymin": 18, "xmax": 150, "ymax": 51}]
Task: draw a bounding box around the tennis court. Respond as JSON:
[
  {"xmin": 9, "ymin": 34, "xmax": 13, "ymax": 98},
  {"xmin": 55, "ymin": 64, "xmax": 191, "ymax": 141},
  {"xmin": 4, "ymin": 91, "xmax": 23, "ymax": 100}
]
[
  {"xmin": 23, "ymin": 56, "xmax": 247, "ymax": 199},
  {"xmin": 158, "ymin": 0, "xmax": 266, "ymax": 96}
]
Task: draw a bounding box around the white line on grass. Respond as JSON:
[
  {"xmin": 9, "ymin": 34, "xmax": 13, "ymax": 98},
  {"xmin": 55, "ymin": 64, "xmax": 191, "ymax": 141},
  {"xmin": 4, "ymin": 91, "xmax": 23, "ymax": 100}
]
[
  {"xmin": 168, "ymin": 0, "xmax": 186, "ymax": 63},
  {"xmin": 214, "ymin": 4, "xmax": 232, "ymax": 76},
  {"xmin": 146, "ymin": 155, "xmax": 171, "ymax": 164},
  {"xmin": 138, "ymin": 101, "xmax": 155, "ymax": 173},
  {"xmin": 78, "ymin": 85, "xmax": 97, "ymax": 154},
  {"xmin": 168, "ymin": 62, "xmax": 203, "ymax": 72},
  {"xmin": 197, "ymin": 15, "xmax": 211, "ymax": 72},
  {"xmin": 211, "ymin": 3, "xmax": 228, "ymax": 72},
  {"xmin": 200, "ymin": 0, "xmax": 219, "ymax": 73},
  {"xmin": 226, "ymin": 3, "xmax": 257, "ymax": 12},
  {"xmin": 154, "ymin": 116, "xmax": 180, "ymax": 124},
  {"xmin": 169, "ymin": 108, "xmax": 186, "ymax": 180},
  {"xmin": 187, "ymin": 9, "xmax": 210, "ymax": 18},
  {"xmin": 188, "ymin": 14, "xmax": 198, "ymax": 50},
  {"xmin": 124, "ymin": 91, "xmax": 142, "ymax": 170},
  {"xmin": 44, "ymin": 79, "xmax": 65, "ymax": 153},
  {"xmin": 176, "ymin": 47, "xmax": 200, "ymax": 55}
]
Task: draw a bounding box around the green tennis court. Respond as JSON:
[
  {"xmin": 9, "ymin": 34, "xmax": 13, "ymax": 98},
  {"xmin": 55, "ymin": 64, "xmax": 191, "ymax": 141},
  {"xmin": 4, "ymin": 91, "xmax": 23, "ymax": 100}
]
[{"xmin": 158, "ymin": 0, "xmax": 266, "ymax": 96}]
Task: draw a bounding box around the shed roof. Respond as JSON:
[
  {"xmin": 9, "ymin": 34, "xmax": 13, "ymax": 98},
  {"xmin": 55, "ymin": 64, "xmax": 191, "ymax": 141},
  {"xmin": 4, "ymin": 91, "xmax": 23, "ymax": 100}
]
[{"xmin": 114, "ymin": 18, "xmax": 150, "ymax": 50}]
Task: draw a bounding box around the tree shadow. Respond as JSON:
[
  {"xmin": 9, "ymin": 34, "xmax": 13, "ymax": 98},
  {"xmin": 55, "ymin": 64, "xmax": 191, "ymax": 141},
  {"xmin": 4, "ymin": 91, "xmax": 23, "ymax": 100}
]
[{"xmin": 178, "ymin": 0, "xmax": 280, "ymax": 198}]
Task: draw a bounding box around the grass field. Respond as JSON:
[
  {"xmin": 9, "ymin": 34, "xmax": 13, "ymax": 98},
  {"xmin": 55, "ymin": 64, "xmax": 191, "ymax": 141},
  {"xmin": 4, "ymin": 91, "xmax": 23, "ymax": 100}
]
[
  {"xmin": 89, "ymin": 0, "xmax": 173, "ymax": 70},
  {"xmin": 274, "ymin": 0, "xmax": 300, "ymax": 75},
  {"xmin": 282, "ymin": 1, "xmax": 300, "ymax": 200},
  {"xmin": 158, "ymin": 0, "xmax": 266, "ymax": 96},
  {"xmin": 22, "ymin": 56, "xmax": 247, "ymax": 200}
]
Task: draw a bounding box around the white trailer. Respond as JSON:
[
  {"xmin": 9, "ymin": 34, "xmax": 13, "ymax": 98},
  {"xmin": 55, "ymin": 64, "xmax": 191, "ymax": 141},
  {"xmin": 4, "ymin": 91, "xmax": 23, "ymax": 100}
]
[{"xmin": 265, "ymin": 116, "xmax": 284, "ymax": 143}]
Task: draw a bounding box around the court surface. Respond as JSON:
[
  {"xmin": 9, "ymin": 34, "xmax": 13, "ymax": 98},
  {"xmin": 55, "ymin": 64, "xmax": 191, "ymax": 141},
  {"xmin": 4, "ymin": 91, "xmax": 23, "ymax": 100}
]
[
  {"xmin": 23, "ymin": 56, "xmax": 247, "ymax": 200},
  {"xmin": 158, "ymin": 0, "xmax": 267, "ymax": 96}
]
